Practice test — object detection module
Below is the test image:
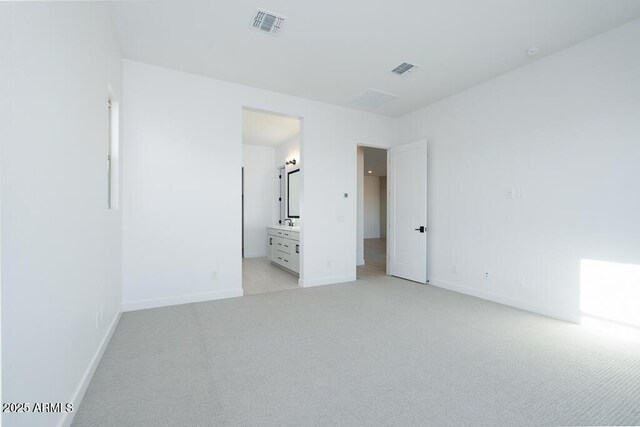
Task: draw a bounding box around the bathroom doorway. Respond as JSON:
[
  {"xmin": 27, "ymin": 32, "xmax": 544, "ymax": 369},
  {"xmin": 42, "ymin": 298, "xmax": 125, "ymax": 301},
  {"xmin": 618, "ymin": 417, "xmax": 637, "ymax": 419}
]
[
  {"xmin": 241, "ymin": 107, "xmax": 303, "ymax": 295},
  {"xmin": 356, "ymin": 146, "xmax": 388, "ymax": 279}
]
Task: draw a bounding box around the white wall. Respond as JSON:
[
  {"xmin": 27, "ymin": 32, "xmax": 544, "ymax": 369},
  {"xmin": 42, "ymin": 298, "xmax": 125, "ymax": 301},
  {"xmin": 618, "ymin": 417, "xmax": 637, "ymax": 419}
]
[
  {"xmin": 1, "ymin": 3, "xmax": 122, "ymax": 426},
  {"xmin": 275, "ymin": 133, "xmax": 300, "ymax": 169},
  {"xmin": 122, "ymin": 60, "xmax": 396, "ymax": 307},
  {"xmin": 398, "ymin": 19, "xmax": 640, "ymax": 322},
  {"xmin": 243, "ymin": 144, "xmax": 275, "ymax": 257},
  {"xmin": 356, "ymin": 148, "xmax": 364, "ymax": 265},
  {"xmin": 364, "ymin": 176, "xmax": 381, "ymax": 238}
]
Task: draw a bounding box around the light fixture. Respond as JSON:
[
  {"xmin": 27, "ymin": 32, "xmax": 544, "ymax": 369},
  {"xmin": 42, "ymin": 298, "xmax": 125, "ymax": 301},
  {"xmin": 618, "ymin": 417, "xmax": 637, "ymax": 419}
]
[
  {"xmin": 286, "ymin": 158, "xmax": 297, "ymax": 166},
  {"xmin": 368, "ymin": 170, "xmax": 372, "ymax": 174}
]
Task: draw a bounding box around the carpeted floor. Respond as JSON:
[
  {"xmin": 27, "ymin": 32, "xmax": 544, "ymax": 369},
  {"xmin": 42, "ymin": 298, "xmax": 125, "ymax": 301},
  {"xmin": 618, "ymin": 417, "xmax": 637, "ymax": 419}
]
[{"xmin": 73, "ymin": 276, "xmax": 640, "ymax": 426}]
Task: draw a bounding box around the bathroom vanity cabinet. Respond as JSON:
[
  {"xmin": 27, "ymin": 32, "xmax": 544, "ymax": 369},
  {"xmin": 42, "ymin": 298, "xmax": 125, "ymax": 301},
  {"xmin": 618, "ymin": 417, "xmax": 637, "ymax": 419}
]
[{"xmin": 267, "ymin": 226, "xmax": 300, "ymax": 275}]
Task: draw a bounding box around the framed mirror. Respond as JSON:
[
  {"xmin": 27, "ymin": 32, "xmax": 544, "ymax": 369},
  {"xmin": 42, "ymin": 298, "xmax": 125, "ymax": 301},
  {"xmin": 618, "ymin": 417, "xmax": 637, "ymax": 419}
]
[{"xmin": 287, "ymin": 169, "xmax": 300, "ymax": 218}]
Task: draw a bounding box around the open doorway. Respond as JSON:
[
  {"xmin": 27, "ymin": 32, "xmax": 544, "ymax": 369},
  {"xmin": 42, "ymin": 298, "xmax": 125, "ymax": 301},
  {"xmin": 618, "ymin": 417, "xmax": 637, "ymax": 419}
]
[
  {"xmin": 357, "ymin": 146, "xmax": 388, "ymax": 279},
  {"xmin": 242, "ymin": 107, "xmax": 302, "ymax": 295}
]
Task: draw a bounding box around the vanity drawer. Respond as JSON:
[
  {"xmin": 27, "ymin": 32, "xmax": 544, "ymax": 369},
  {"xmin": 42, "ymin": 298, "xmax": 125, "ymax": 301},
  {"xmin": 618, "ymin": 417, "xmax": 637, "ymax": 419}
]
[
  {"xmin": 272, "ymin": 237, "xmax": 293, "ymax": 254},
  {"xmin": 274, "ymin": 252, "xmax": 292, "ymax": 267},
  {"xmin": 267, "ymin": 228, "xmax": 284, "ymax": 237},
  {"xmin": 282, "ymin": 229, "xmax": 298, "ymax": 238},
  {"xmin": 267, "ymin": 227, "xmax": 299, "ymax": 240},
  {"xmin": 277, "ymin": 238, "xmax": 294, "ymax": 254},
  {"xmin": 268, "ymin": 235, "xmax": 280, "ymax": 251},
  {"xmin": 273, "ymin": 249, "xmax": 299, "ymax": 273}
]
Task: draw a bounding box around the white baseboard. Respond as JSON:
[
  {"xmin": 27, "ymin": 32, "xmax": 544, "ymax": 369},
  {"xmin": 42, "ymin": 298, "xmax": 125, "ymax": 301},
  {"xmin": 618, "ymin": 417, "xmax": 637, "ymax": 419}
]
[
  {"xmin": 60, "ymin": 311, "xmax": 121, "ymax": 427},
  {"xmin": 300, "ymin": 274, "xmax": 357, "ymax": 288},
  {"xmin": 122, "ymin": 288, "xmax": 243, "ymax": 312},
  {"xmin": 243, "ymin": 251, "xmax": 267, "ymax": 258},
  {"xmin": 428, "ymin": 278, "xmax": 579, "ymax": 323}
]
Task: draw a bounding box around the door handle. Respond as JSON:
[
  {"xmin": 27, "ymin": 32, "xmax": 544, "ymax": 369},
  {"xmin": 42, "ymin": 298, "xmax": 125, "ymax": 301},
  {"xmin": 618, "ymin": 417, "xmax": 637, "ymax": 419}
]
[{"xmin": 414, "ymin": 226, "xmax": 426, "ymax": 233}]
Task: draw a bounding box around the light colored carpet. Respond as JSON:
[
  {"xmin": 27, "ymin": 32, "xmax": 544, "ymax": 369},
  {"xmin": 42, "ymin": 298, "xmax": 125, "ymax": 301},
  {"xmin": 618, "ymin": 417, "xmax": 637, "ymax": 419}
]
[{"xmin": 73, "ymin": 276, "xmax": 640, "ymax": 426}]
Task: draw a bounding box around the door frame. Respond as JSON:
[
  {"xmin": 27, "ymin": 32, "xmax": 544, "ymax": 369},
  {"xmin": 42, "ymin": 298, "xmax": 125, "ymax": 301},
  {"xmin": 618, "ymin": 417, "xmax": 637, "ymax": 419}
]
[
  {"xmin": 356, "ymin": 144, "xmax": 390, "ymax": 275},
  {"xmin": 241, "ymin": 106, "xmax": 305, "ymax": 286}
]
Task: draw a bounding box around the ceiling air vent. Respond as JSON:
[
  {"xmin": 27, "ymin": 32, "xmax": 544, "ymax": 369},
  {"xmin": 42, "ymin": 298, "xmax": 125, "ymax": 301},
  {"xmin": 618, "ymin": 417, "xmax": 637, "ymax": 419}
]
[
  {"xmin": 349, "ymin": 89, "xmax": 398, "ymax": 110},
  {"xmin": 252, "ymin": 9, "xmax": 286, "ymax": 36},
  {"xmin": 391, "ymin": 62, "xmax": 418, "ymax": 76}
]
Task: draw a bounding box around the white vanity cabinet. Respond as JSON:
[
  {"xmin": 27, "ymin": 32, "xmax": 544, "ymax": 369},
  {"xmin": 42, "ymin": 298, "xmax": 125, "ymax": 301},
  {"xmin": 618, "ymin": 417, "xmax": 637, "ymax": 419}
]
[{"xmin": 268, "ymin": 226, "xmax": 300, "ymax": 275}]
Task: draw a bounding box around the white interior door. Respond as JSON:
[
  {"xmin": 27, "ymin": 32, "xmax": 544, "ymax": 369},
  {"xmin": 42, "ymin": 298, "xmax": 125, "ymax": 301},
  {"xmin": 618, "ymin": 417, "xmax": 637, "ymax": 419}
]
[{"xmin": 388, "ymin": 139, "xmax": 427, "ymax": 283}]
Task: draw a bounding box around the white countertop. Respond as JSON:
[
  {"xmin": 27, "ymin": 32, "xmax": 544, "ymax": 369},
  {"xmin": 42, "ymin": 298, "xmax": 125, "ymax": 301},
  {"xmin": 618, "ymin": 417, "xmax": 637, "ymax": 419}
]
[{"xmin": 268, "ymin": 225, "xmax": 300, "ymax": 232}]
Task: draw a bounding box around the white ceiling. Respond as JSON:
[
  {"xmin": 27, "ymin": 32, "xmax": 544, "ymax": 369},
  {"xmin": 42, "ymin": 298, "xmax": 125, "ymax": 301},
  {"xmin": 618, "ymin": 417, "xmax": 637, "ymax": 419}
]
[
  {"xmin": 362, "ymin": 147, "xmax": 387, "ymax": 177},
  {"xmin": 110, "ymin": 0, "xmax": 640, "ymax": 117},
  {"xmin": 243, "ymin": 109, "xmax": 300, "ymax": 147}
]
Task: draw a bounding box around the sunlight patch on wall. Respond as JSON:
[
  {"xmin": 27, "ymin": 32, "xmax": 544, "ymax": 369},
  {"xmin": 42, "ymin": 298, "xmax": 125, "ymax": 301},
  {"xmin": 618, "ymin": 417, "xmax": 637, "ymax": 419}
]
[{"xmin": 580, "ymin": 259, "xmax": 640, "ymax": 328}]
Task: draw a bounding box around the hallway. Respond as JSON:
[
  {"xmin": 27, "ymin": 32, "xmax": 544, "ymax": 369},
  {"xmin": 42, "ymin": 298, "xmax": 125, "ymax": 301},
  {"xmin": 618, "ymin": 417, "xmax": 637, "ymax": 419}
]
[{"xmin": 357, "ymin": 238, "xmax": 386, "ymax": 279}]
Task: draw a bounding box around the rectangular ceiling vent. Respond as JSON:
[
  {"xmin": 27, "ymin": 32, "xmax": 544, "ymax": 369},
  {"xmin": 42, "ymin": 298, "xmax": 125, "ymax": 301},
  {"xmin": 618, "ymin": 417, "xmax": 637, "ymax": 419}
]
[
  {"xmin": 349, "ymin": 89, "xmax": 398, "ymax": 110},
  {"xmin": 391, "ymin": 62, "xmax": 418, "ymax": 76},
  {"xmin": 252, "ymin": 9, "xmax": 286, "ymax": 36}
]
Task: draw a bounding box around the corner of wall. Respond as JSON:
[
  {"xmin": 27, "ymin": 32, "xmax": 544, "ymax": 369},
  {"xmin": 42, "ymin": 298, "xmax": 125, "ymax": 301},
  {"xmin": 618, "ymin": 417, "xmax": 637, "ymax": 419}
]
[{"xmin": 60, "ymin": 310, "xmax": 122, "ymax": 427}]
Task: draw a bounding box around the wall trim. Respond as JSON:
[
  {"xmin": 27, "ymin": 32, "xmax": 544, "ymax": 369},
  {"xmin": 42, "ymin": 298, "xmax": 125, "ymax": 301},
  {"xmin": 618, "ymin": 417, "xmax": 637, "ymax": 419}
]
[
  {"xmin": 300, "ymin": 274, "xmax": 357, "ymax": 288},
  {"xmin": 122, "ymin": 288, "xmax": 243, "ymax": 312},
  {"xmin": 60, "ymin": 311, "xmax": 121, "ymax": 427},
  {"xmin": 428, "ymin": 278, "xmax": 580, "ymax": 324}
]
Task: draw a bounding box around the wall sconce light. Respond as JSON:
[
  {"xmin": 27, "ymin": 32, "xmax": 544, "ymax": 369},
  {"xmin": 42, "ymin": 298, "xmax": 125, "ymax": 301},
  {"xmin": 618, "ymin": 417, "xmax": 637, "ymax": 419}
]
[{"xmin": 286, "ymin": 158, "xmax": 297, "ymax": 166}]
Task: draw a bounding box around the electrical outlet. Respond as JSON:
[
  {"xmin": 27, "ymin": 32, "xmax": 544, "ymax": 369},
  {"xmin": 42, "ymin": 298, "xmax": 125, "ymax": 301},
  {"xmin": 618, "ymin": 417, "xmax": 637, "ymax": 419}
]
[
  {"xmin": 452, "ymin": 265, "xmax": 457, "ymax": 273},
  {"xmin": 484, "ymin": 272, "xmax": 489, "ymax": 279},
  {"xmin": 212, "ymin": 271, "xmax": 218, "ymax": 281}
]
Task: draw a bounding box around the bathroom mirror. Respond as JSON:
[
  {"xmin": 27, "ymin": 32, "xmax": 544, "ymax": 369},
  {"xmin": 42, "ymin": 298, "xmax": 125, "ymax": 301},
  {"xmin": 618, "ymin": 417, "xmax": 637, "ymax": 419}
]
[{"xmin": 287, "ymin": 169, "xmax": 300, "ymax": 218}]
